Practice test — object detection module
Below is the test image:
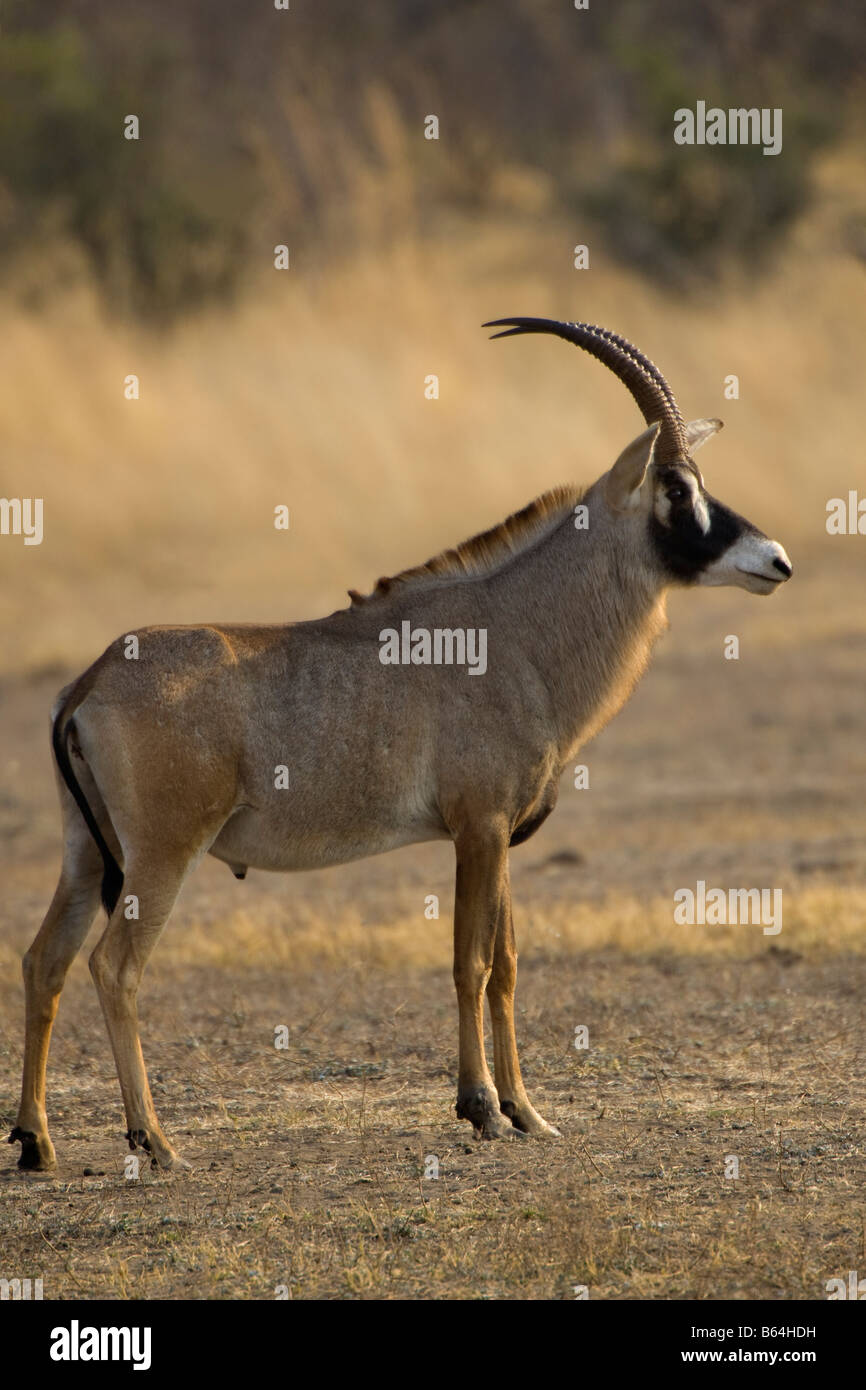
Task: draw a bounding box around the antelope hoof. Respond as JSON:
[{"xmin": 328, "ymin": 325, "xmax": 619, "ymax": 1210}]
[
  {"xmin": 125, "ymin": 1129, "xmax": 191, "ymax": 1171},
  {"xmin": 500, "ymin": 1100, "xmax": 561, "ymax": 1138},
  {"xmin": 456, "ymin": 1087, "xmax": 524, "ymax": 1140},
  {"xmin": 8, "ymin": 1126, "xmax": 57, "ymax": 1172}
]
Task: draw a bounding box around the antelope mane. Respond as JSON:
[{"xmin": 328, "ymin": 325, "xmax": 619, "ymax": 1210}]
[{"xmin": 349, "ymin": 484, "xmax": 587, "ymax": 606}]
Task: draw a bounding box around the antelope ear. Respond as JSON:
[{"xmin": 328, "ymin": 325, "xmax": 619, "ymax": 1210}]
[
  {"xmin": 604, "ymin": 422, "xmax": 661, "ymax": 511},
  {"xmin": 686, "ymin": 417, "xmax": 723, "ymax": 452}
]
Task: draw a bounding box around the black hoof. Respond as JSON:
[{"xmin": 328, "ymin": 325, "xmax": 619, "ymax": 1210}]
[
  {"xmin": 9, "ymin": 1126, "xmax": 53, "ymax": 1170},
  {"xmin": 125, "ymin": 1129, "xmax": 152, "ymax": 1153},
  {"xmin": 456, "ymin": 1088, "xmax": 503, "ymax": 1133}
]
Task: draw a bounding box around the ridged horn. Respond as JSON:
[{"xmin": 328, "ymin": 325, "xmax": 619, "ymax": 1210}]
[{"xmin": 483, "ymin": 317, "xmax": 689, "ymax": 463}]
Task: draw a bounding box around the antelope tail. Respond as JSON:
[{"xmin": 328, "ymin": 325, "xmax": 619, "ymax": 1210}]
[{"xmin": 51, "ymin": 688, "xmax": 123, "ymax": 916}]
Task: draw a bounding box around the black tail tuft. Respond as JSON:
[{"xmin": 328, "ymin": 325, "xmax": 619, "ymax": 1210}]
[
  {"xmin": 52, "ymin": 702, "xmax": 124, "ymax": 918},
  {"xmin": 101, "ymin": 861, "xmax": 124, "ymax": 916}
]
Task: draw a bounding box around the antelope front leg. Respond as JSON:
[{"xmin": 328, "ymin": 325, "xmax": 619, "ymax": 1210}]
[
  {"xmin": 487, "ymin": 871, "xmax": 560, "ymax": 1137},
  {"xmin": 452, "ymin": 823, "xmax": 515, "ymax": 1139}
]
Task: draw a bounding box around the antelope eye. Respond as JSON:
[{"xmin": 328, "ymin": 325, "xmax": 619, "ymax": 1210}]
[{"xmin": 666, "ymin": 486, "xmax": 687, "ymax": 503}]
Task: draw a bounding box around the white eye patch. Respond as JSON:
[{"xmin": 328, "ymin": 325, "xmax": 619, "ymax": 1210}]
[{"xmin": 693, "ymin": 493, "xmax": 710, "ymax": 534}]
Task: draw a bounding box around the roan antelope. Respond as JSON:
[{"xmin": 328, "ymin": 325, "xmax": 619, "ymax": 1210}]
[{"xmin": 10, "ymin": 318, "xmax": 792, "ymax": 1170}]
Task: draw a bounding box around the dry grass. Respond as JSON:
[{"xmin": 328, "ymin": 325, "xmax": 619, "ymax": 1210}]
[
  {"xmin": 1, "ymin": 149, "xmax": 865, "ymax": 674},
  {"xmin": 1, "ymin": 909, "xmax": 863, "ymax": 1301}
]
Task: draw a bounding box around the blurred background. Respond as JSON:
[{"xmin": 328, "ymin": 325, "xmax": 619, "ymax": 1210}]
[{"xmin": 0, "ymin": 0, "xmax": 864, "ymax": 670}]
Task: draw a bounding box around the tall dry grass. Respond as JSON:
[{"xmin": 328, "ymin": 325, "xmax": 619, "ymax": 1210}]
[{"xmin": 1, "ymin": 149, "xmax": 864, "ymax": 676}]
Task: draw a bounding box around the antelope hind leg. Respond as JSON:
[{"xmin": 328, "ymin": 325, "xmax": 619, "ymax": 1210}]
[
  {"xmin": 88, "ymin": 854, "xmax": 194, "ymax": 1171},
  {"xmin": 10, "ymin": 790, "xmax": 104, "ymax": 1171}
]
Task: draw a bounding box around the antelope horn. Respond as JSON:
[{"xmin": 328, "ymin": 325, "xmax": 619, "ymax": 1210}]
[{"xmin": 483, "ymin": 317, "xmax": 689, "ymax": 464}]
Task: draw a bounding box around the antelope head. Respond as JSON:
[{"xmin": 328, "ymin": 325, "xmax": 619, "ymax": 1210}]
[{"xmin": 484, "ymin": 317, "xmax": 792, "ymax": 596}]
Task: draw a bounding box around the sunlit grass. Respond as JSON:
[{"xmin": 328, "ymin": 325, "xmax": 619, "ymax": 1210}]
[{"xmin": 1, "ymin": 157, "xmax": 865, "ymax": 674}]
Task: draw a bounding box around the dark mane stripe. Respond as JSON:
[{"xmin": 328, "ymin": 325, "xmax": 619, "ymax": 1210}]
[{"xmin": 349, "ymin": 484, "xmax": 585, "ymax": 606}]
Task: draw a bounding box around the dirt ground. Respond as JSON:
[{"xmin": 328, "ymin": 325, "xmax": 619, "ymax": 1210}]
[{"xmin": 1, "ymin": 554, "xmax": 865, "ymax": 1300}]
